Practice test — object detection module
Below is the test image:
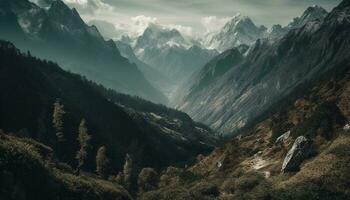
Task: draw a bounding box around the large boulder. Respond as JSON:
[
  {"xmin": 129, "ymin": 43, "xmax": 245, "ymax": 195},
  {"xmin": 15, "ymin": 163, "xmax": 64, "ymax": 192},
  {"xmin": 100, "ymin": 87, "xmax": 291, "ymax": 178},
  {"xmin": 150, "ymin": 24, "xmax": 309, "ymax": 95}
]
[{"xmin": 281, "ymin": 136, "xmax": 312, "ymax": 173}]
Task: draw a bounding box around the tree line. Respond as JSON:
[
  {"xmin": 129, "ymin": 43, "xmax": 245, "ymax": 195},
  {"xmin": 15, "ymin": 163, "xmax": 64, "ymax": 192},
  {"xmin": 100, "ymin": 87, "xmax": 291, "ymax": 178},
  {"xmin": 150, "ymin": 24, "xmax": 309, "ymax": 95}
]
[{"xmin": 52, "ymin": 99, "xmax": 135, "ymax": 190}]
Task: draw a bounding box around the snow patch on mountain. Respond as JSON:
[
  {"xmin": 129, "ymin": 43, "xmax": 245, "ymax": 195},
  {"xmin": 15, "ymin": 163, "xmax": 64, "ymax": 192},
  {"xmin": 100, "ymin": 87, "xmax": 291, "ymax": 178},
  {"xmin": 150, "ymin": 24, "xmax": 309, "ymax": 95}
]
[{"xmin": 202, "ymin": 14, "xmax": 267, "ymax": 52}]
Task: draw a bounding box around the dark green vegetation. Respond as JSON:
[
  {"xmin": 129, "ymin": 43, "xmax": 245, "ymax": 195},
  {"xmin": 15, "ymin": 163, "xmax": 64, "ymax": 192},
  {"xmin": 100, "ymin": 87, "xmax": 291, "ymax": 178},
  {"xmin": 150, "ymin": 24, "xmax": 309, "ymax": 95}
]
[
  {"xmin": 0, "ymin": 41, "xmax": 215, "ymax": 176},
  {"xmin": 91, "ymin": 84, "xmax": 192, "ymax": 123},
  {"xmin": 0, "ymin": 0, "xmax": 167, "ymax": 104},
  {"xmin": 0, "ymin": 133, "xmax": 132, "ymax": 200}
]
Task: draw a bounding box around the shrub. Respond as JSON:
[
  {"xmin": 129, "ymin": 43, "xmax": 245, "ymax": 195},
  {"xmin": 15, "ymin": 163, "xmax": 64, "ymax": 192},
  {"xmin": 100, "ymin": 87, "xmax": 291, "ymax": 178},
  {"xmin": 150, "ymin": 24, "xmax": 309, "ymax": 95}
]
[
  {"xmin": 271, "ymin": 184, "xmax": 348, "ymax": 200},
  {"xmin": 191, "ymin": 182, "xmax": 219, "ymax": 197},
  {"xmin": 138, "ymin": 168, "xmax": 159, "ymax": 192},
  {"xmin": 234, "ymin": 172, "xmax": 265, "ymax": 192}
]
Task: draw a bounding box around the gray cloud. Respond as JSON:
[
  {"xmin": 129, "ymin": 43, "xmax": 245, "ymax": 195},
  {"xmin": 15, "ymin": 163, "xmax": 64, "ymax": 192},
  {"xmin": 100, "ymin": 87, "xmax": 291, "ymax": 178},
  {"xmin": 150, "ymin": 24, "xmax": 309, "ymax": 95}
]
[{"xmin": 63, "ymin": 0, "xmax": 342, "ymax": 37}]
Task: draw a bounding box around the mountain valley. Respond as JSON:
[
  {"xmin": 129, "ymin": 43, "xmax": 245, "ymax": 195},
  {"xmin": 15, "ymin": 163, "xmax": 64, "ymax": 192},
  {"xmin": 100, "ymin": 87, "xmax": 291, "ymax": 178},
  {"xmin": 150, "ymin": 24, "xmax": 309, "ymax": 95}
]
[{"xmin": 0, "ymin": 0, "xmax": 349, "ymax": 199}]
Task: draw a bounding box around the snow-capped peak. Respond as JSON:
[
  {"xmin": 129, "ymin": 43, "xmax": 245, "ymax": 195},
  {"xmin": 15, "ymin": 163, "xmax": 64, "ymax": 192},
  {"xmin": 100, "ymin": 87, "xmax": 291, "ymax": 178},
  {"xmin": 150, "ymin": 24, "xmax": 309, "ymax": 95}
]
[
  {"xmin": 134, "ymin": 23, "xmax": 192, "ymax": 50},
  {"xmin": 202, "ymin": 14, "xmax": 267, "ymax": 52}
]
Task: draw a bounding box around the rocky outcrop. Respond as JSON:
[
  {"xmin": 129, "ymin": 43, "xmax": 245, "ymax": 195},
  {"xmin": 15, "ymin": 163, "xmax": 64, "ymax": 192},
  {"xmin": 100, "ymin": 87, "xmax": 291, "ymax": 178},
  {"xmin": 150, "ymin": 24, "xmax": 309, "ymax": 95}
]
[{"xmin": 281, "ymin": 136, "xmax": 312, "ymax": 173}]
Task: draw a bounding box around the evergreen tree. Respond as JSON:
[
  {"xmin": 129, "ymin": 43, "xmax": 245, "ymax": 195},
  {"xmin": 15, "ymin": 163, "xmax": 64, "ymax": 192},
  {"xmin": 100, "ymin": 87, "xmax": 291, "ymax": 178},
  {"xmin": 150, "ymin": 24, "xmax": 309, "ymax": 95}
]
[
  {"xmin": 76, "ymin": 119, "xmax": 91, "ymax": 174},
  {"xmin": 52, "ymin": 99, "xmax": 65, "ymax": 142},
  {"xmin": 96, "ymin": 146, "xmax": 111, "ymax": 179},
  {"xmin": 123, "ymin": 153, "xmax": 133, "ymax": 190}
]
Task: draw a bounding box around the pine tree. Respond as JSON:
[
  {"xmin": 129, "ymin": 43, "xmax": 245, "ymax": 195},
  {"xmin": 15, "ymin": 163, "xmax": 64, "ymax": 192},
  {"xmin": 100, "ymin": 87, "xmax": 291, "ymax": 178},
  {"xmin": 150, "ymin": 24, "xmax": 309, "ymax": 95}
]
[
  {"xmin": 52, "ymin": 99, "xmax": 65, "ymax": 142},
  {"xmin": 76, "ymin": 119, "xmax": 91, "ymax": 174},
  {"xmin": 123, "ymin": 154, "xmax": 133, "ymax": 190},
  {"xmin": 96, "ymin": 146, "xmax": 111, "ymax": 179}
]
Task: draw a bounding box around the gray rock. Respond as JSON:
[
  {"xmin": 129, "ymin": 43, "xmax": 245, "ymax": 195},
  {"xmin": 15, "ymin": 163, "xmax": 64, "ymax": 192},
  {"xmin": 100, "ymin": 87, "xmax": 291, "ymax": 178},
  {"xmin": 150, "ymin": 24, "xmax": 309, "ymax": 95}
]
[
  {"xmin": 344, "ymin": 123, "xmax": 350, "ymax": 132},
  {"xmin": 281, "ymin": 136, "xmax": 312, "ymax": 173},
  {"xmin": 275, "ymin": 130, "xmax": 291, "ymax": 145}
]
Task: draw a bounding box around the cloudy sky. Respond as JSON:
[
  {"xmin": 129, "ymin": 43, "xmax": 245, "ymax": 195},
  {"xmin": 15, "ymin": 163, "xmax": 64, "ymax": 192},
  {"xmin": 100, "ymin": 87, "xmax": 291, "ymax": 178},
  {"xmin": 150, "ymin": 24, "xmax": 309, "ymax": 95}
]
[{"xmin": 62, "ymin": 0, "xmax": 341, "ymax": 37}]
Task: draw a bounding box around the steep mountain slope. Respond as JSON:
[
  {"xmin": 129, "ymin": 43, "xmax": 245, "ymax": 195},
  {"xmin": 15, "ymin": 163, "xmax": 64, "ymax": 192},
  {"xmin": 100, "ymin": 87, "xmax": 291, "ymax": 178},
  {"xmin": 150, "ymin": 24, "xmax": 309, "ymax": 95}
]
[
  {"xmin": 0, "ymin": 0, "xmax": 167, "ymax": 104},
  {"xmin": 203, "ymin": 14, "xmax": 267, "ymax": 52},
  {"xmin": 176, "ymin": 1, "xmax": 350, "ymax": 135},
  {"xmin": 88, "ymin": 19, "xmax": 122, "ymax": 40},
  {"xmin": 134, "ymin": 24, "xmax": 218, "ymax": 92},
  {"xmin": 172, "ymin": 45, "xmax": 247, "ymax": 106},
  {"xmin": 138, "ymin": 35, "xmax": 350, "ymax": 200},
  {"xmin": 0, "ymin": 41, "xmax": 216, "ymax": 173}
]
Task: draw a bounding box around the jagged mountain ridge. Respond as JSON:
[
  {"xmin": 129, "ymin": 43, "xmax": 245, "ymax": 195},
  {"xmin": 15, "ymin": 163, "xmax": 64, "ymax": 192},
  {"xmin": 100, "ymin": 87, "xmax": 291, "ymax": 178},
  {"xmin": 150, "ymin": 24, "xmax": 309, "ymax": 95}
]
[
  {"xmin": 269, "ymin": 5, "xmax": 329, "ymax": 39},
  {"xmin": 203, "ymin": 6, "xmax": 329, "ymax": 51},
  {"xmin": 134, "ymin": 23, "xmax": 192, "ymax": 50},
  {"xmin": 0, "ymin": 0, "xmax": 167, "ymax": 104},
  {"xmin": 203, "ymin": 14, "xmax": 267, "ymax": 52},
  {"xmin": 133, "ymin": 24, "xmax": 218, "ymax": 96},
  {"xmin": 175, "ymin": 1, "xmax": 350, "ymax": 135}
]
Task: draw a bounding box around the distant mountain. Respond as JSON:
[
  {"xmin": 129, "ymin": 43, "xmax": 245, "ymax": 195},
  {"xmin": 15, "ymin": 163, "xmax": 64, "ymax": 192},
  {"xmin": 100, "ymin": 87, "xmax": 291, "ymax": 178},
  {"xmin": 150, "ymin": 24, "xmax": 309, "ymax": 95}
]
[
  {"xmin": 134, "ymin": 24, "xmax": 218, "ymax": 96},
  {"xmin": 0, "ymin": 0, "xmax": 167, "ymax": 104},
  {"xmin": 134, "ymin": 23, "xmax": 192, "ymax": 50},
  {"xmin": 0, "ymin": 40, "xmax": 217, "ymax": 171},
  {"xmin": 116, "ymin": 41, "xmax": 175, "ymax": 98},
  {"xmin": 203, "ymin": 14, "xmax": 267, "ymax": 52},
  {"xmin": 203, "ymin": 7, "xmax": 329, "ymax": 52},
  {"xmin": 175, "ymin": 1, "xmax": 350, "ymax": 134},
  {"xmin": 268, "ymin": 5, "xmax": 328, "ymax": 40}
]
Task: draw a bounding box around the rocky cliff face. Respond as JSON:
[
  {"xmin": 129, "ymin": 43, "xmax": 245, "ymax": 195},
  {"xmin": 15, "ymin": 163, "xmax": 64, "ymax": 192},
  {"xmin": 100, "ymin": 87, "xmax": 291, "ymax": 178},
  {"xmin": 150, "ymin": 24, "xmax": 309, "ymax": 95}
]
[{"xmin": 175, "ymin": 1, "xmax": 350, "ymax": 135}]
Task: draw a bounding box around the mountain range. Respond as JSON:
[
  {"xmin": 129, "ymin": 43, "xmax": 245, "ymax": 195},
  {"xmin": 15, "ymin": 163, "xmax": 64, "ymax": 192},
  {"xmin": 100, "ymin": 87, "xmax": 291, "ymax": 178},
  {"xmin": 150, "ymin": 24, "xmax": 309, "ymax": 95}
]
[
  {"xmin": 0, "ymin": 0, "xmax": 167, "ymax": 104},
  {"xmin": 131, "ymin": 24, "xmax": 218, "ymax": 98},
  {"xmin": 1, "ymin": 0, "xmax": 350, "ymax": 199},
  {"xmin": 174, "ymin": 3, "xmax": 350, "ymax": 135},
  {"xmin": 202, "ymin": 6, "xmax": 329, "ymax": 52}
]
